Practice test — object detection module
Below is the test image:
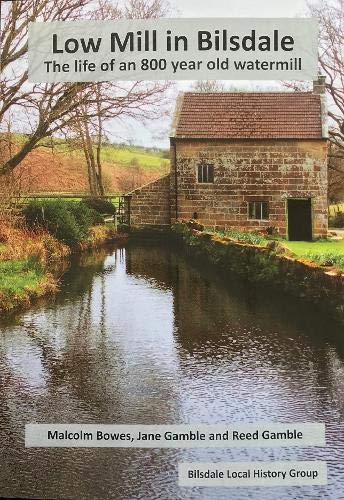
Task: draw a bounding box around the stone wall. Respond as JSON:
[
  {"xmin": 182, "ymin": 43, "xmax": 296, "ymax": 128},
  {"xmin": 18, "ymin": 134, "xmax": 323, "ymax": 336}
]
[
  {"xmin": 128, "ymin": 174, "xmax": 171, "ymax": 227},
  {"xmin": 170, "ymin": 139, "xmax": 328, "ymax": 237},
  {"xmin": 172, "ymin": 223, "xmax": 344, "ymax": 324}
]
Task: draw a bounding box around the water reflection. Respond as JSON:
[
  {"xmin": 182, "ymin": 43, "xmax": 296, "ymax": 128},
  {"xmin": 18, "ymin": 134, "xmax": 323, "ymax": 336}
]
[{"xmin": 0, "ymin": 242, "xmax": 343, "ymax": 500}]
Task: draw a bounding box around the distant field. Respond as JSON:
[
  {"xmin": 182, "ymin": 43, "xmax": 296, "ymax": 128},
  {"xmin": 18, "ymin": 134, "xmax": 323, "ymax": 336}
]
[
  {"xmin": 20, "ymin": 195, "xmax": 120, "ymax": 207},
  {"xmin": 101, "ymin": 145, "xmax": 169, "ymax": 170},
  {"xmin": 4, "ymin": 133, "xmax": 170, "ymax": 193},
  {"xmin": 11, "ymin": 133, "xmax": 169, "ymax": 172}
]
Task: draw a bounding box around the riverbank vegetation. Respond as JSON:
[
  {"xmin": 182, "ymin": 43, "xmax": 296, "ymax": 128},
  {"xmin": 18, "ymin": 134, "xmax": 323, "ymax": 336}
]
[
  {"xmin": 0, "ymin": 259, "xmax": 57, "ymax": 314},
  {"xmin": 23, "ymin": 199, "xmax": 103, "ymax": 246},
  {"xmin": 211, "ymin": 227, "xmax": 268, "ymax": 246},
  {"xmin": 0, "ymin": 223, "xmax": 69, "ymax": 313},
  {"xmin": 0, "ymin": 198, "xmax": 124, "ymax": 314}
]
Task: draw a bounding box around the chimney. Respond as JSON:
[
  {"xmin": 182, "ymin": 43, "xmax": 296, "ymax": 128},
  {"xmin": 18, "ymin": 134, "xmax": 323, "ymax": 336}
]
[
  {"xmin": 313, "ymin": 75, "xmax": 328, "ymax": 138},
  {"xmin": 313, "ymin": 75, "xmax": 326, "ymax": 94}
]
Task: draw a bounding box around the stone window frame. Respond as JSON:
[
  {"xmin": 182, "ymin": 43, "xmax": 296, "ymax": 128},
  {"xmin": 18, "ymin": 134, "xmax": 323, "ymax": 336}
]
[
  {"xmin": 197, "ymin": 163, "xmax": 214, "ymax": 184},
  {"xmin": 247, "ymin": 201, "xmax": 269, "ymax": 221}
]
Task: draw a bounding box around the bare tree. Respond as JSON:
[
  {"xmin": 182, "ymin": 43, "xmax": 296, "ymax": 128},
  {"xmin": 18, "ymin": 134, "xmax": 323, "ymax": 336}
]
[
  {"xmin": 328, "ymin": 143, "xmax": 344, "ymax": 201},
  {"xmin": 66, "ymin": 0, "xmax": 171, "ymax": 196},
  {"xmin": 65, "ymin": 78, "xmax": 170, "ymax": 195},
  {"xmin": 311, "ymin": 0, "xmax": 344, "ymax": 199},
  {"xmin": 191, "ymin": 80, "xmax": 226, "ymax": 92},
  {"xmin": 284, "ymin": 1, "xmax": 344, "ymax": 199},
  {"xmin": 124, "ymin": 0, "xmax": 170, "ymax": 18},
  {"xmin": 309, "ymin": 0, "xmax": 344, "ymax": 153},
  {"xmin": 285, "ymin": 4, "xmax": 343, "ymax": 152},
  {"xmin": 0, "ymin": 0, "xmax": 89, "ymax": 121},
  {"xmin": 0, "ymin": 0, "xmax": 171, "ymax": 179}
]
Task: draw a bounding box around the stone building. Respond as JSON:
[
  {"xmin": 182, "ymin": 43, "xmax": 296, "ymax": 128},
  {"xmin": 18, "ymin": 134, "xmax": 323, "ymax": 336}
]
[{"xmin": 125, "ymin": 76, "xmax": 328, "ymax": 240}]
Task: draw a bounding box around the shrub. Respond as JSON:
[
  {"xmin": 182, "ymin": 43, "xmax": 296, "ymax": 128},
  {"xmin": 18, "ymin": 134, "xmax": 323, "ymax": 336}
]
[
  {"xmin": 23, "ymin": 199, "xmax": 101, "ymax": 246},
  {"xmin": 329, "ymin": 211, "xmax": 344, "ymax": 228},
  {"xmin": 69, "ymin": 201, "xmax": 103, "ymax": 226},
  {"xmin": 82, "ymin": 197, "xmax": 116, "ymax": 215}
]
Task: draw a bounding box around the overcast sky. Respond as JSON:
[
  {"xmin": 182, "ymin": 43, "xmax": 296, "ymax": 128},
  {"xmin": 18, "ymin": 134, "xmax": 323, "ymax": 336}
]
[
  {"xmin": 173, "ymin": 0, "xmax": 308, "ymax": 18},
  {"xmin": 110, "ymin": 0, "xmax": 310, "ymax": 148}
]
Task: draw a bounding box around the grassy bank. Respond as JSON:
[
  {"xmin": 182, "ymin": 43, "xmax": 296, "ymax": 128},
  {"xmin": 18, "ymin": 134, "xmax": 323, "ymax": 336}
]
[
  {"xmin": 0, "ymin": 259, "xmax": 58, "ymax": 313},
  {"xmin": 0, "ymin": 219, "xmax": 125, "ymax": 315},
  {"xmin": 0, "ymin": 225, "xmax": 70, "ymax": 314},
  {"xmin": 284, "ymin": 240, "xmax": 344, "ymax": 270},
  {"xmin": 203, "ymin": 227, "xmax": 344, "ymax": 272},
  {"xmin": 5, "ymin": 133, "xmax": 169, "ymax": 194}
]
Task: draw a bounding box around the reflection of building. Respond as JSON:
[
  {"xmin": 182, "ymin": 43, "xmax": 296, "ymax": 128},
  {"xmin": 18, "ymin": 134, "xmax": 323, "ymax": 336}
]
[
  {"xmin": 126, "ymin": 76, "xmax": 328, "ymax": 240},
  {"xmin": 125, "ymin": 243, "xmax": 176, "ymax": 289}
]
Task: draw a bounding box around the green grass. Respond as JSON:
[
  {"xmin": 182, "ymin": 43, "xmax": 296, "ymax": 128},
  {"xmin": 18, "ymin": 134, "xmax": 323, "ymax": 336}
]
[
  {"xmin": 21, "ymin": 195, "xmax": 120, "ymax": 204},
  {"xmin": 284, "ymin": 239, "xmax": 344, "ymax": 270},
  {"xmin": 100, "ymin": 144, "xmax": 169, "ymax": 170},
  {"xmin": 285, "ymin": 239, "xmax": 344, "ymax": 255},
  {"xmin": 0, "ymin": 259, "xmax": 43, "ymax": 295}
]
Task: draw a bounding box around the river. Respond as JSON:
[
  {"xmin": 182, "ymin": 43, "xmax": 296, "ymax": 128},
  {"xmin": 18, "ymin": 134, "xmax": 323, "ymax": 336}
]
[{"xmin": 0, "ymin": 242, "xmax": 343, "ymax": 499}]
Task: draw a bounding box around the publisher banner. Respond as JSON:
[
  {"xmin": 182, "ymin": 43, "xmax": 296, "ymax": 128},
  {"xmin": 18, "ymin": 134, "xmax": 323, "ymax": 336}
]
[
  {"xmin": 28, "ymin": 18, "xmax": 318, "ymax": 82},
  {"xmin": 25, "ymin": 423, "xmax": 325, "ymax": 448},
  {"xmin": 178, "ymin": 461, "xmax": 327, "ymax": 487}
]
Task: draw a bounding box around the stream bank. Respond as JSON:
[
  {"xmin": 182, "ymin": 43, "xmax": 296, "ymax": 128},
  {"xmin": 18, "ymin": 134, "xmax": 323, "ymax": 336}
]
[
  {"xmin": 0, "ymin": 223, "xmax": 127, "ymax": 315},
  {"xmin": 171, "ymin": 223, "xmax": 344, "ymax": 324}
]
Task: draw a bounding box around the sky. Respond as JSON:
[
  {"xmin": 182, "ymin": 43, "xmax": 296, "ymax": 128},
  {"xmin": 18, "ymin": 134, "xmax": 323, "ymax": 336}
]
[
  {"xmin": 111, "ymin": 0, "xmax": 311, "ymax": 148},
  {"xmin": 173, "ymin": 0, "xmax": 308, "ymax": 18}
]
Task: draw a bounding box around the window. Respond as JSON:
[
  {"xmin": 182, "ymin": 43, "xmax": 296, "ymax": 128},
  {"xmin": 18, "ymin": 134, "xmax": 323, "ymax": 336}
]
[
  {"xmin": 248, "ymin": 201, "xmax": 269, "ymax": 220},
  {"xmin": 197, "ymin": 163, "xmax": 214, "ymax": 183}
]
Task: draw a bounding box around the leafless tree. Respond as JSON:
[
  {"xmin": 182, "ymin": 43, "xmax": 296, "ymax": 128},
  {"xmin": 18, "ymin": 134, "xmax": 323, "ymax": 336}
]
[
  {"xmin": 191, "ymin": 80, "xmax": 226, "ymax": 92},
  {"xmin": 311, "ymin": 0, "xmax": 344, "ymax": 199},
  {"xmin": 0, "ymin": 0, "xmax": 89, "ymax": 121},
  {"xmin": 0, "ymin": 0, "xmax": 171, "ymax": 182},
  {"xmin": 309, "ymin": 0, "xmax": 343, "ymax": 153},
  {"xmin": 66, "ymin": 0, "xmax": 171, "ymax": 196},
  {"xmin": 328, "ymin": 143, "xmax": 344, "ymax": 201},
  {"xmin": 284, "ymin": 1, "xmax": 344, "ymax": 198}
]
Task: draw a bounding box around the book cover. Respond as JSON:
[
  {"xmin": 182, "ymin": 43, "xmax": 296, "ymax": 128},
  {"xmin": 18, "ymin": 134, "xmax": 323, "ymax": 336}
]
[{"xmin": 0, "ymin": 0, "xmax": 343, "ymax": 499}]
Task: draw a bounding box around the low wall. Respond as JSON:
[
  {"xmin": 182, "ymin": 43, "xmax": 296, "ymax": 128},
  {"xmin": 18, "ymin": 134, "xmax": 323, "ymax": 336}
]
[
  {"xmin": 172, "ymin": 223, "xmax": 344, "ymax": 324},
  {"xmin": 127, "ymin": 174, "xmax": 171, "ymax": 228}
]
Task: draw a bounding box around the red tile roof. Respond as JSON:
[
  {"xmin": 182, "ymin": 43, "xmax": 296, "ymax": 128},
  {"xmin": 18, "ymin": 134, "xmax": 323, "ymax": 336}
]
[{"xmin": 173, "ymin": 92, "xmax": 323, "ymax": 139}]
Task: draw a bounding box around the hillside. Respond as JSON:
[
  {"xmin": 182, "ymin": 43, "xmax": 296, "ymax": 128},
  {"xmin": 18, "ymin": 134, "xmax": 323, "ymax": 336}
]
[{"xmin": 1, "ymin": 135, "xmax": 170, "ymax": 194}]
